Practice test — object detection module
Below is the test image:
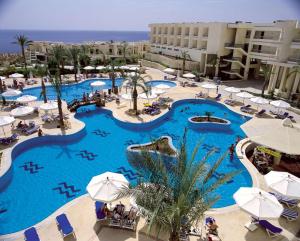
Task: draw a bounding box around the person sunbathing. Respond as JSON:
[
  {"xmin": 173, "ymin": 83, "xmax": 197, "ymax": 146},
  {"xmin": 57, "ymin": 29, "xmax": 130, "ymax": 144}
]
[
  {"xmin": 207, "ymin": 220, "xmax": 218, "ymax": 236},
  {"xmin": 17, "ymin": 121, "xmax": 28, "ymax": 129}
]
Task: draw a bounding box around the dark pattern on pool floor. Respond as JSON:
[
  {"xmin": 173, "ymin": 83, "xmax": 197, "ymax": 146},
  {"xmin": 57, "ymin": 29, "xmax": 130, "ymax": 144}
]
[
  {"xmin": 116, "ymin": 166, "xmax": 141, "ymax": 181},
  {"xmin": 19, "ymin": 161, "xmax": 44, "ymax": 174},
  {"xmin": 92, "ymin": 129, "xmax": 111, "ymax": 137},
  {"xmin": 52, "ymin": 182, "xmax": 81, "ymax": 199},
  {"xmin": 76, "ymin": 150, "xmax": 98, "ymax": 161}
]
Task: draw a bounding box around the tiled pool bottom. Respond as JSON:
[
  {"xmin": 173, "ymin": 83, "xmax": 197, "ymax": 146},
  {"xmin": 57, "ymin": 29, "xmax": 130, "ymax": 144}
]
[{"xmin": 0, "ymin": 99, "xmax": 252, "ymax": 234}]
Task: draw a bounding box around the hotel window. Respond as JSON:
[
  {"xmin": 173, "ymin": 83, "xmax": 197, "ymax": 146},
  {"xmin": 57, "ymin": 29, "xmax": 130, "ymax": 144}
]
[
  {"xmin": 153, "ymin": 27, "xmax": 156, "ymax": 34},
  {"xmin": 170, "ymin": 27, "xmax": 174, "ymax": 35},
  {"xmin": 193, "ymin": 27, "xmax": 199, "ymax": 36},
  {"xmin": 203, "ymin": 28, "xmax": 209, "ymax": 37},
  {"xmin": 109, "ymin": 49, "xmax": 113, "ymax": 54},
  {"xmin": 96, "ymin": 49, "xmax": 99, "ymax": 54},
  {"xmin": 90, "ymin": 49, "xmax": 94, "ymax": 54},
  {"xmin": 177, "ymin": 27, "xmax": 182, "ymax": 35},
  {"xmin": 164, "ymin": 27, "xmax": 168, "ymax": 34},
  {"xmin": 185, "ymin": 27, "xmax": 190, "ymax": 36}
]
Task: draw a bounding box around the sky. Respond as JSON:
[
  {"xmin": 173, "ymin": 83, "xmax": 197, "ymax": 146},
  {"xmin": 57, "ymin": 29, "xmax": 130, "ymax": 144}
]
[{"xmin": 0, "ymin": 0, "xmax": 299, "ymax": 31}]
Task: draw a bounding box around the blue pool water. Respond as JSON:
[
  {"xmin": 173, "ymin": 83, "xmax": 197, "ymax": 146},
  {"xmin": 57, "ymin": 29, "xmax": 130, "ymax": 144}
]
[
  {"xmin": 147, "ymin": 80, "xmax": 177, "ymax": 88},
  {"xmin": 20, "ymin": 78, "xmax": 123, "ymax": 103},
  {"xmin": 0, "ymin": 85, "xmax": 252, "ymax": 234}
]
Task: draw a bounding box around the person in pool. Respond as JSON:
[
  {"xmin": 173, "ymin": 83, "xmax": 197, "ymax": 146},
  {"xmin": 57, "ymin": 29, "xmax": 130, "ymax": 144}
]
[{"xmin": 229, "ymin": 144, "xmax": 235, "ymax": 160}]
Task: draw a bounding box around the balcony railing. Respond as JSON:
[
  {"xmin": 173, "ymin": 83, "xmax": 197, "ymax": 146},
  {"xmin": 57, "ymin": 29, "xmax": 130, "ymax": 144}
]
[
  {"xmin": 253, "ymin": 36, "xmax": 280, "ymax": 41},
  {"xmin": 288, "ymin": 57, "xmax": 300, "ymax": 63},
  {"xmin": 251, "ymin": 49, "xmax": 277, "ymax": 55},
  {"xmin": 292, "ymin": 38, "xmax": 300, "ymax": 43},
  {"xmin": 224, "ymin": 43, "xmax": 245, "ymax": 48}
]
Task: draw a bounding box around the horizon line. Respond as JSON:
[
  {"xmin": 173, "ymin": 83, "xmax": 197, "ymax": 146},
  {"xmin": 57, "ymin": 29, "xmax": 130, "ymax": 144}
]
[{"xmin": 0, "ymin": 29, "xmax": 149, "ymax": 32}]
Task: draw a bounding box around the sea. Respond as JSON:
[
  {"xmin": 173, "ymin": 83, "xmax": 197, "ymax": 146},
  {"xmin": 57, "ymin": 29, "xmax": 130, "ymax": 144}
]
[{"xmin": 0, "ymin": 30, "xmax": 149, "ymax": 53}]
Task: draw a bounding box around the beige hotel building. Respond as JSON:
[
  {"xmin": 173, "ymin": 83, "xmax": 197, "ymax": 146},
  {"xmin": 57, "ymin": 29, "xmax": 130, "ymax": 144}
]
[{"xmin": 149, "ymin": 20, "xmax": 300, "ymax": 99}]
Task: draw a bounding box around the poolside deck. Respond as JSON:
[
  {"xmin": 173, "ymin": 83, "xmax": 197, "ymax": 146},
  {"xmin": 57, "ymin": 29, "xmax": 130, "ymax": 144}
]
[{"xmin": 1, "ymin": 68, "xmax": 300, "ymax": 241}]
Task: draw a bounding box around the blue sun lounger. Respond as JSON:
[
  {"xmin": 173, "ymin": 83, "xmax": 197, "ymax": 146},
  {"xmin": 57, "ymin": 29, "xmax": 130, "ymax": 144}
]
[
  {"xmin": 24, "ymin": 227, "xmax": 40, "ymax": 241},
  {"xmin": 56, "ymin": 213, "xmax": 75, "ymax": 238},
  {"xmin": 282, "ymin": 208, "xmax": 299, "ymax": 221},
  {"xmin": 269, "ymin": 192, "xmax": 299, "ymax": 208},
  {"xmin": 257, "ymin": 220, "xmax": 282, "ymax": 237},
  {"xmin": 95, "ymin": 201, "xmax": 107, "ymax": 221}
]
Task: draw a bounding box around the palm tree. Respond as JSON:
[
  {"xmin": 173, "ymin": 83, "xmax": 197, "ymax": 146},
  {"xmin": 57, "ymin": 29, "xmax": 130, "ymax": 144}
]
[
  {"xmin": 124, "ymin": 72, "xmax": 151, "ymax": 114},
  {"xmin": 108, "ymin": 58, "xmax": 123, "ymax": 94},
  {"xmin": 120, "ymin": 41, "xmax": 130, "ymax": 64},
  {"xmin": 49, "ymin": 45, "xmax": 66, "ymax": 82},
  {"xmin": 79, "ymin": 45, "xmax": 91, "ymax": 77},
  {"xmin": 68, "ymin": 46, "xmax": 81, "ymax": 82},
  {"xmin": 119, "ymin": 131, "xmax": 237, "ymax": 241},
  {"xmin": 209, "ymin": 55, "xmax": 220, "ymax": 77},
  {"xmin": 49, "ymin": 73, "xmax": 64, "ymax": 128},
  {"xmin": 36, "ymin": 65, "xmax": 48, "ymax": 103},
  {"xmin": 286, "ymin": 66, "xmax": 300, "ymax": 101},
  {"xmin": 260, "ymin": 64, "xmax": 274, "ymax": 97},
  {"xmin": 13, "ymin": 34, "xmax": 32, "ymax": 79},
  {"xmin": 180, "ymin": 50, "xmax": 191, "ymax": 76}
]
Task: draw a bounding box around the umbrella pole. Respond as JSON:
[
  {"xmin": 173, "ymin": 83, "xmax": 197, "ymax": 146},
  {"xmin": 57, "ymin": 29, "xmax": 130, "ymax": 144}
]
[{"xmin": 2, "ymin": 126, "xmax": 6, "ymax": 137}]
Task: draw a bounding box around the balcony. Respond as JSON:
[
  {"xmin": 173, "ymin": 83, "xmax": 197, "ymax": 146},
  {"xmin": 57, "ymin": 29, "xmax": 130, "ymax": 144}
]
[
  {"xmin": 223, "ymin": 57, "xmax": 246, "ymax": 68},
  {"xmin": 288, "ymin": 57, "xmax": 300, "ymax": 64},
  {"xmin": 291, "ymin": 39, "xmax": 300, "ymax": 49},
  {"xmin": 250, "ymin": 49, "xmax": 277, "ymax": 57},
  {"xmin": 221, "ymin": 69, "xmax": 243, "ymax": 79},
  {"xmin": 224, "ymin": 43, "xmax": 248, "ymax": 55}
]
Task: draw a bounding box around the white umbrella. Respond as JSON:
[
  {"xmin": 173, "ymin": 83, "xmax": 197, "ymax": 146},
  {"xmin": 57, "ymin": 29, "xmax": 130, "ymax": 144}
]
[
  {"xmin": 90, "ymin": 81, "xmax": 106, "ymax": 87},
  {"xmin": 120, "ymin": 66, "xmax": 130, "ymax": 70},
  {"xmin": 84, "ymin": 66, "xmax": 94, "ymax": 70},
  {"xmin": 183, "ymin": 73, "xmax": 196, "ymax": 78},
  {"xmin": 155, "ymin": 84, "xmax": 171, "ymax": 89},
  {"xmin": 39, "ymin": 102, "xmax": 58, "ymax": 111},
  {"xmin": 224, "ymin": 87, "xmax": 240, "ymax": 98},
  {"xmin": 0, "ymin": 76, "xmax": 6, "ymax": 80},
  {"xmin": 10, "ymin": 106, "xmax": 34, "ymax": 117},
  {"xmin": 128, "ymin": 72, "xmax": 137, "ymax": 77},
  {"xmin": 9, "ymin": 73, "xmax": 24, "ymax": 78},
  {"xmin": 241, "ymin": 118, "xmax": 300, "ymax": 155},
  {"xmin": 1, "ymin": 89, "xmax": 22, "ymax": 98},
  {"xmin": 96, "ymin": 66, "xmax": 106, "ymax": 70},
  {"xmin": 0, "ymin": 116, "xmax": 15, "ymax": 136},
  {"xmin": 250, "ymin": 97, "xmax": 269, "ymax": 109},
  {"xmin": 152, "ymin": 88, "xmax": 166, "ymax": 95},
  {"xmin": 270, "ymin": 100, "xmax": 291, "ymax": 114},
  {"xmin": 233, "ymin": 187, "xmax": 283, "ymax": 220},
  {"xmin": 16, "ymin": 95, "xmax": 37, "ymax": 103},
  {"xmin": 63, "ymin": 65, "xmax": 74, "ymax": 70},
  {"xmin": 201, "ymin": 83, "xmax": 216, "ymax": 96},
  {"xmin": 236, "ymin": 92, "xmax": 253, "ymax": 103},
  {"xmin": 265, "ymin": 171, "xmax": 300, "ymax": 199},
  {"xmin": 86, "ymin": 172, "xmax": 129, "ymax": 202},
  {"xmin": 139, "ymin": 92, "xmax": 158, "ymax": 99},
  {"xmin": 164, "ymin": 68, "xmax": 175, "ymax": 74},
  {"xmin": 129, "ymin": 66, "xmax": 139, "ymax": 71},
  {"xmin": 121, "ymin": 93, "xmax": 133, "ymax": 100}
]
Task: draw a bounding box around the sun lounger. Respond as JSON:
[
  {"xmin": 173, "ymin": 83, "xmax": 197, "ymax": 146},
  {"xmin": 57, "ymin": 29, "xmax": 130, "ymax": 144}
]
[
  {"xmin": 215, "ymin": 94, "xmax": 221, "ymax": 101},
  {"xmin": 24, "ymin": 227, "xmax": 40, "ymax": 241},
  {"xmin": 224, "ymin": 99, "xmax": 235, "ymax": 106},
  {"xmin": 109, "ymin": 204, "xmax": 125, "ymax": 228},
  {"xmin": 24, "ymin": 124, "xmax": 40, "ymax": 135},
  {"xmin": 256, "ymin": 219, "xmax": 282, "ymax": 237},
  {"xmin": 269, "ymin": 192, "xmax": 299, "ymax": 208},
  {"xmin": 281, "ymin": 208, "xmax": 298, "ymax": 221},
  {"xmin": 95, "ymin": 201, "xmax": 107, "ymax": 221},
  {"xmin": 275, "ymin": 112, "xmax": 289, "ymax": 119},
  {"xmin": 0, "ymin": 133, "xmax": 19, "ymax": 145},
  {"xmin": 240, "ymin": 107, "xmax": 252, "ymax": 114},
  {"xmin": 256, "ymin": 109, "xmax": 266, "ymax": 117},
  {"xmin": 56, "ymin": 213, "xmax": 75, "ymax": 238},
  {"xmin": 195, "ymin": 92, "xmax": 205, "ymax": 98},
  {"xmin": 122, "ymin": 207, "xmax": 138, "ymax": 231}
]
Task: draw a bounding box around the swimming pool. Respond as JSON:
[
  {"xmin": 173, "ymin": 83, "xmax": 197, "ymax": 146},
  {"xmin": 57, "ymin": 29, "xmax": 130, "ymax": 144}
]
[
  {"xmin": 21, "ymin": 78, "xmax": 123, "ymax": 103},
  {"xmin": 147, "ymin": 80, "xmax": 177, "ymax": 88},
  {"xmin": 0, "ymin": 97, "xmax": 252, "ymax": 235}
]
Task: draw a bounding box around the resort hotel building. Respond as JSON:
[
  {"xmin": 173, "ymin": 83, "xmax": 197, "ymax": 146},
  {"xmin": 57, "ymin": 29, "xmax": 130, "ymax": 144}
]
[
  {"xmin": 25, "ymin": 40, "xmax": 150, "ymax": 64},
  {"xmin": 148, "ymin": 20, "xmax": 300, "ymax": 99}
]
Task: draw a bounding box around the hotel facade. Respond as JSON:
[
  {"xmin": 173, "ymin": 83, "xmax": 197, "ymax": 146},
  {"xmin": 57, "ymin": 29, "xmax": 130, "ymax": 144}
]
[
  {"xmin": 26, "ymin": 41, "xmax": 149, "ymax": 65},
  {"xmin": 149, "ymin": 20, "xmax": 300, "ymax": 99}
]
